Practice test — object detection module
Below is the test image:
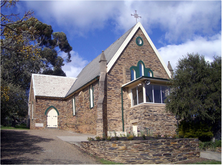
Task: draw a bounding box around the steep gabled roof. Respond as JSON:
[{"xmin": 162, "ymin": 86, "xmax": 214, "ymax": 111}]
[
  {"xmin": 65, "ymin": 25, "xmax": 136, "ymax": 97},
  {"xmin": 66, "ymin": 22, "xmax": 171, "ymax": 97},
  {"xmin": 31, "ymin": 74, "xmax": 76, "ymax": 98}
]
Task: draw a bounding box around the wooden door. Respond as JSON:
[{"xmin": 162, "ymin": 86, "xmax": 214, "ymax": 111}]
[{"xmin": 47, "ymin": 109, "xmax": 58, "ymax": 128}]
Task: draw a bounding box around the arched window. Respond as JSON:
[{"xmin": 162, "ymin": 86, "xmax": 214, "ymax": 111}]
[
  {"xmin": 130, "ymin": 60, "xmax": 153, "ymax": 80},
  {"xmin": 131, "ymin": 69, "xmax": 136, "ymax": 81},
  {"xmin": 148, "ymin": 71, "xmax": 152, "ymax": 77},
  {"xmin": 139, "ymin": 62, "xmax": 144, "ymax": 77}
]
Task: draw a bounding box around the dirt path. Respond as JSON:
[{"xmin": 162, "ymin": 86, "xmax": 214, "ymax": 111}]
[{"xmin": 1, "ymin": 129, "xmax": 100, "ymax": 164}]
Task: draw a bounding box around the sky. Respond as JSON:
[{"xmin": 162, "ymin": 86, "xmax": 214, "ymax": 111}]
[{"xmin": 5, "ymin": 0, "xmax": 222, "ymax": 78}]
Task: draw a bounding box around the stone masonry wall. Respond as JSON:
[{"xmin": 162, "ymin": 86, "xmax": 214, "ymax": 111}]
[
  {"xmin": 107, "ymin": 28, "xmax": 172, "ymax": 133},
  {"xmin": 33, "ymin": 98, "xmax": 66, "ymax": 129},
  {"xmin": 63, "ymin": 81, "xmax": 99, "ymax": 134},
  {"xmin": 124, "ymin": 103, "xmax": 177, "ymax": 136},
  {"xmin": 30, "ymin": 81, "xmax": 99, "ymax": 135},
  {"xmin": 79, "ymin": 138, "xmax": 200, "ymax": 164}
]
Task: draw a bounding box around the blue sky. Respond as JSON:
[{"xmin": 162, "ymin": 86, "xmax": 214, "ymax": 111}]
[{"xmin": 4, "ymin": 0, "xmax": 221, "ymax": 78}]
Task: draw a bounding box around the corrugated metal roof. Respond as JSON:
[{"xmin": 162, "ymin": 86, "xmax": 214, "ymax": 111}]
[
  {"xmin": 65, "ymin": 25, "xmax": 135, "ymax": 97},
  {"xmin": 32, "ymin": 74, "xmax": 76, "ymax": 98}
]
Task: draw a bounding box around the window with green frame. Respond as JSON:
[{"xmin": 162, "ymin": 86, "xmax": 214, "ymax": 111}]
[{"xmin": 130, "ymin": 60, "xmax": 153, "ymax": 81}]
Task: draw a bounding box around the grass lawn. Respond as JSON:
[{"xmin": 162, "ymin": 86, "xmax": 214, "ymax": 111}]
[
  {"xmin": 98, "ymin": 158, "xmax": 221, "ymax": 164},
  {"xmin": 99, "ymin": 158, "xmax": 121, "ymax": 164},
  {"xmin": 1, "ymin": 124, "xmax": 29, "ymax": 130},
  {"xmin": 190, "ymin": 160, "xmax": 221, "ymax": 164}
]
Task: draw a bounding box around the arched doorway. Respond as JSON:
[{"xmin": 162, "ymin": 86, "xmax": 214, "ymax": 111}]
[{"xmin": 46, "ymin": 108, "xmax": 58, "ymax": 128}]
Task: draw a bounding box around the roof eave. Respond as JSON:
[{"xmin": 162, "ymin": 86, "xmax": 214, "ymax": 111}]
[
  {"xmin": 65, "ymin": 76, "xmax": 100, "ymax": 99},
  {"xmin": 122, "ymin": 76, "xmax": 171, "ymax": 88}
]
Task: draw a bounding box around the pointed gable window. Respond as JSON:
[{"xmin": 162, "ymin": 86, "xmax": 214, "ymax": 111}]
[
  {"xmin": 130, "ymin": 60, "xmax": 153, "ymax": 81},
  {"xmin": 131, "ymin": 69, "xmax": 136, "ymax": 81},
  {"xmin": 139, "ymin": 62, "xmax": 144, "ymax": 77},
  {"xmin": 148, "ymin": 71, "xmax": 152, "ymax": 77}
]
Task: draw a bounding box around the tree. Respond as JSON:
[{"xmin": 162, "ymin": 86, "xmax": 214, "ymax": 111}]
[
  {"xmin": 165, "ymin": 54, "xmax": 221, "ymax": 139},
  {"xmin": 1, "ymin": 0, "xmax": 73, "ymax": 125}
]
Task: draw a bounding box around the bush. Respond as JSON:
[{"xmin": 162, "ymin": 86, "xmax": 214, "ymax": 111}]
[
  {"xmin": 215, "ymin": 140, "xmax": 221, "ymax": 147},
  {"xmin": 106, "ymin": 136, "xmax": 111, "ymax": 141},
  {"xmin": 95, "ymin": 136, "xmax": 101, "ymax": 141},
  {"xmin": 15, "ymin": 123, "xmax": 27, "ymax": 129},
  {"xmin": 199, "ymin": 140, "xmax": 221, "ymax": 151},
  {"xmin": 87, "ymin": 137, "xmax": 94, "ymax": 141},
  {"xmin": 127, "ymin": 134, "xmax": 134, "ymax": 140},
  {"xmin": 179, "ymin": 120, "xmax": 213, "ymax": 141}
]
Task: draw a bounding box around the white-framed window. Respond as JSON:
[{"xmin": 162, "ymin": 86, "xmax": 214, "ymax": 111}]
[
  {"xmin": 148, "ymin": 71, "xmax": 152, "ymax": 77},
  {"xmin": 131, "ymin": 83, "xmax": 170, "ymax": 106},
  {"xmin": 131, "ymin": 84, "xmax": 144, "ymax": 106},
  {"xmin": 139, "ymin": 62, "xmax": 144, "ymax": 77},
  {"xmin": 72, "ymin": 97, "xmax": 76, "ymax": 116},
  {"xmin": 89, "ymin": 85, "xmax": 94, "ymax": 108},
  {"xmin": 131, "ymin": 69, "xmax": 136, "ymax": 81}
]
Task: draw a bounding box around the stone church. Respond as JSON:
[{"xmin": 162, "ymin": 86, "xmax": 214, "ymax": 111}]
[{"xmin": 28, "ymin": 22, "xmax": 177, "ymax": 137}]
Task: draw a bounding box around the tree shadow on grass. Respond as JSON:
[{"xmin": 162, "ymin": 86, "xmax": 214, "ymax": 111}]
[
  {"xmin": 1, "ymin": 130, "xmax": 54, "ymax": 164},
  {"xmin": 1, "ymin": 157, "xmax": 83, "ymax": 164}
]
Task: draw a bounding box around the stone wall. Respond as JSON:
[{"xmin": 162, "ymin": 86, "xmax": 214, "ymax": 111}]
[
  {"xmin": 124, "ymin": 103, "xmax": 177, "ymax": 136},
  {"xmin": 79, "ymin": 138, "xmax": 200, "ymax": 164},
  {"xmin": 106, "ymin": 28, "xmax": 174, "ymax": 133},
  {"xmin": 64, "ymin": 81, "xmax": 99, "ymax": 134},
  {"xmin": 30, "ymin": 81, "xmax": 99, "ymax": 135}
]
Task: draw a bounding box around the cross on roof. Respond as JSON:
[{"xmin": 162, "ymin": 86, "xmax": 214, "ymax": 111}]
[{"xmin": 131, "ymin": 10, "xmax": 141, "ymax": 23}]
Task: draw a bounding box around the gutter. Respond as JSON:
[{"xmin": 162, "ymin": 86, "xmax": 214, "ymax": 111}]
[
  {"xmin": 122, "ymin": 76, "xmax": 171, "ymax": 88},
  {"xmin": 65, "ymin": 76, "xmax": 99, "ymax": 99}
]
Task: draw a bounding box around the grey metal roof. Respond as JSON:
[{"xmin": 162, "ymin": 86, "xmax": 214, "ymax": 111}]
[
  {"xmin": 32, "ymin": 74, "xmax": 76, "ymax": 98},
  {"xmin": 66, "ymin": 25, "xmax": 135, "ymax": 97}
]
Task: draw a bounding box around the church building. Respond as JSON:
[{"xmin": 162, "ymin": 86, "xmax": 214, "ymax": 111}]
[{"xmin": 28, "ymin": 22, "xmax": 177, "ymax": 137}]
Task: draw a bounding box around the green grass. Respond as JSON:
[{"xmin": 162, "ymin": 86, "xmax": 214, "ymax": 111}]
[
  {"xmin": 199, "ymin": 140, "xmax": 221, "ymax": 151},
  {"xmin": 190, "ymin": 160, "xmax": 221, "ymax": 164},
  {"xmin": 1, "ymin": 124, "xmax": 29, "ymax": 130},
  {"xmin": 99, "ymin": 158, "xmax": 122, "ymax": 164},
  {"xmin": 99, "ymin": 158, "xmax": 221, "ymax": 164}
]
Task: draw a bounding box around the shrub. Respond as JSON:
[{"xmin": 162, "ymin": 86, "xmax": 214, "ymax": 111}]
[
  {"xmin": 87, "ymin": 137, "xmax": 94, "ymax": 141},
  {"xmin": 199, "ymin": 140, "xmax": 221, "ymax": 151},
  {"xmin": 215, "ymin": 140, "xmax": 221, "ymax": 147},
  {"xmin": 95, "ymin": 136, "xmax": 101, "ymax": 141},
  {"xmin": 142, "ymin": 134, "xmax": 146, "ymax": 140},
  {"xmin": 106, "ymin": 136, "xmax": 111, "ymax": 141},
  {"xmin": 179, "ymin": 120, "xmax": 213, "ymax": 141},
  {"xmin": 127, "ymin": 134, "xmax": 134, "ymax": 140}
]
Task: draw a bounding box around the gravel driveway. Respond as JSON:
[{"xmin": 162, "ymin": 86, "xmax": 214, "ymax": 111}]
[{"xmin": 1, "ymin": 129, "xmax": 99, "ymax": 164}]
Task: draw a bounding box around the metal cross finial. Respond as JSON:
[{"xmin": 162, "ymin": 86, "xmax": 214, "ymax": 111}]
[{"xmin": 131, "ymin": 10, "xmax": 141, "ymax": 23}]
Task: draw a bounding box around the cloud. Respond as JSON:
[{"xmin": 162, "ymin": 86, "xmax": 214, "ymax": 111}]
[
  {"xmin": 158, "ymin": 32, "xmax": 221, "ymax": 70},
  {"xmin": 24, "ymin": 1, "xmax": 220, "ymax": 41},
  {"xmin": 25, "ymin": 1, "xmax": 123, "ymax": 36},
  {"xmin": 116, "ymin": 1, "xmax": 221, "ymax": 43},
  {"xmin": 61, "ymin": 51, "xmax": 88, "ymax": 78}
]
